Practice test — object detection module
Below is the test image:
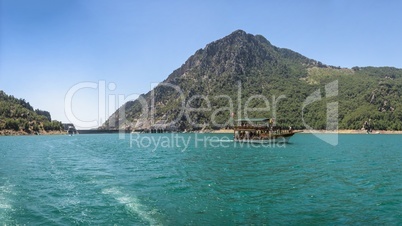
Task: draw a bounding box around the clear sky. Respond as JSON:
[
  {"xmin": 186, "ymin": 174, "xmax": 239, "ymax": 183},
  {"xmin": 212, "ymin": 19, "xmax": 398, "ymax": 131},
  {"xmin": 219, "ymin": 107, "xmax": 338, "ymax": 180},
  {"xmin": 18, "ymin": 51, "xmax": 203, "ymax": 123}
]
[{"xmin": 1, "ymin": 0, "xmax": 401, "ymax": 128}]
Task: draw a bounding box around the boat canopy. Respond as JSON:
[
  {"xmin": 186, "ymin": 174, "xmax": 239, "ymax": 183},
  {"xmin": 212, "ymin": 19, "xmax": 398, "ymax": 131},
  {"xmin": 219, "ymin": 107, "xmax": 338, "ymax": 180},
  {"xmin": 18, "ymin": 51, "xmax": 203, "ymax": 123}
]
[{"xmin": 235, "ymin": 118, "xmax": 270, "ymax": 122}]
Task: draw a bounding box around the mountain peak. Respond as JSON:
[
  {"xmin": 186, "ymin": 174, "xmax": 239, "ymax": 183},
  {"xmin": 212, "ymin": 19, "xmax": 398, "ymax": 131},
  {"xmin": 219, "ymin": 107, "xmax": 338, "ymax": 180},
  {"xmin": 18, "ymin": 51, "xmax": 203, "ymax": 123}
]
[
  {"xmin": 222, "ymin": 29, "xmax": 271, "ymax": 46},
  {"xmin": 217, "ymin": 29, "xmax": 256, "ymax": 45},
  {"xmin": 228, "ymin": 29, "xmax": 247, "ymax": 37},
  {"xmin": 103, "ymin": 30, "xmax": 331, "ymax": 130},
  {"xmin": 165, "ymin": 30, "xmax": 314, "ymax": 82}
]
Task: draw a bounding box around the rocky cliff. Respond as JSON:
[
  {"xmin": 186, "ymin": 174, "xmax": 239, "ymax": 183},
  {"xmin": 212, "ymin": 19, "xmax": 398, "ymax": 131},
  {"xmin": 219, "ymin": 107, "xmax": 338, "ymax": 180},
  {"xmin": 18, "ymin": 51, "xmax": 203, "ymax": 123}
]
[{"xmin": 102, "ymin": 30, "xmax": 402, "ymax": 131}]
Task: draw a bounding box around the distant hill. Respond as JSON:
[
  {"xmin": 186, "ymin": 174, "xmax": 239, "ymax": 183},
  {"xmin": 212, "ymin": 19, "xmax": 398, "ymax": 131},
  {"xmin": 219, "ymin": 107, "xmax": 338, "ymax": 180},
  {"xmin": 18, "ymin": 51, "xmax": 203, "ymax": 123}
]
[
  {"xmin": 0, "ymin": 91, "xmax": 63, "ymax": 135},
  {"xmin": 102, "ymin": 30, "xmax": 402, "ymax": 131}
]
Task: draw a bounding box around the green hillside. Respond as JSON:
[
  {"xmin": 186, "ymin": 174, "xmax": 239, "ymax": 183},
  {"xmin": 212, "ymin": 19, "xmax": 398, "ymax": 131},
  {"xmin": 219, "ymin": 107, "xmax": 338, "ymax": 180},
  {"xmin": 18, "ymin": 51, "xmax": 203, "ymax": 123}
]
[
  {"xmin": 102, "ymin": 30, "xmax": 402, "ymax": 131},
  {"xmin": 0, "ymin": 91, "xmax": 63, "ymax": 135}
]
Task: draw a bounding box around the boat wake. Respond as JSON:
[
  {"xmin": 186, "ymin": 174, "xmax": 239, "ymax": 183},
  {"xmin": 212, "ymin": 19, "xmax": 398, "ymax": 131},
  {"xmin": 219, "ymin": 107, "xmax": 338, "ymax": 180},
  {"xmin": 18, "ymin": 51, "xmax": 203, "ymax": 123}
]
[
  {"xmin": 102, "ymin": 187, "xmax": 161, "ymax": 225},
  {"xmin": 0, "ymin": 181, "xmax": 15, "ymax": 224}
]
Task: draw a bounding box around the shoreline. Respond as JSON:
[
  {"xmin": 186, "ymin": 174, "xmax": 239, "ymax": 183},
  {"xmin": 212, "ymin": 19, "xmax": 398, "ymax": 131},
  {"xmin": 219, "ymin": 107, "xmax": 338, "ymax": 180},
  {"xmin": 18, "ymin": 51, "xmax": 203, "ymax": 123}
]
[
  {"xmin": 300, "ymin": 129, "xmax": 402, "ymax": 134},
  {"xmin": 211, "ymin": 129, "xmax": 402, "ymax": 134},
  {"xmin": 3, "ymin": 129, "xmax": 402, "ymax": 136},
  {"xmin": 0, "ymin": 130, "xmax": 67, "ymax": 136}
]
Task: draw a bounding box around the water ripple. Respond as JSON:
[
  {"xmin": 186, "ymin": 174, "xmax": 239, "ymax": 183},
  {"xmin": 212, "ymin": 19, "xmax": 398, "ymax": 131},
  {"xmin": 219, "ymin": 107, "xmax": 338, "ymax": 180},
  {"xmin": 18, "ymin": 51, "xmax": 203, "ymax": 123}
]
[{"xmin": 1, "ymin": 134, "xmax": 402, "ymax": 224}]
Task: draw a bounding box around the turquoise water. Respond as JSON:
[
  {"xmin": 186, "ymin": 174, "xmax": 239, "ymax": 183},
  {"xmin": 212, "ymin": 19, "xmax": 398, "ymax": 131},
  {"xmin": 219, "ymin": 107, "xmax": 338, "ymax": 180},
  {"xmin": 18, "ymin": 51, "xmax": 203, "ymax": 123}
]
[{"xmin": 1, "ymin": 133, "xmax": 402, "ymax": 225}]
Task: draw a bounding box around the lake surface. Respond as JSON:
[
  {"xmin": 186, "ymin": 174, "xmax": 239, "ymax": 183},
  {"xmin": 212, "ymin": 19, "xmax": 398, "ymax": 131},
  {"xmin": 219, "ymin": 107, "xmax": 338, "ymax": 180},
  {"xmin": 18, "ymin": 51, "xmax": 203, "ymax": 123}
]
[{"xmin": 1, "ymin": 133, "xmax": 402, "ymax": 225}]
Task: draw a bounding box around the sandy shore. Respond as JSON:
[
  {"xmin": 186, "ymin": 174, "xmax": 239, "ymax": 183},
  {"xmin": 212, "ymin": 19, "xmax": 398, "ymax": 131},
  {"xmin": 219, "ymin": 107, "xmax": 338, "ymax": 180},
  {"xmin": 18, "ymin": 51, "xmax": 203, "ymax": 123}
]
[
  {"xmin": 3, "ymin": 129, "xmax": 402, "ymax": 135},
  {"xmin": 300, "ymin": 129, "xmax": 402, "ymax": 134},
  {"xmin": 211, "ymin": 129, "xmax": 235, "ymax": 134},
  {"xmin": 0, "ymin": 130, "xmax": 67, "ymax": 136},
  {"xmin": 211, "ymin": 129, "xmax": 402, "ymax": 134}
]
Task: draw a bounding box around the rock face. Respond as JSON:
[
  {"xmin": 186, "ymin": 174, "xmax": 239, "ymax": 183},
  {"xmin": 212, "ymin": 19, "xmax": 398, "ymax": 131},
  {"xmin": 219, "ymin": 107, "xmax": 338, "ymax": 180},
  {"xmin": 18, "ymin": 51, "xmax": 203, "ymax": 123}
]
[
  {"xmin": 102, "ymin": 30, "xmax": 402, "ymax": 131},
  {"xmin": 166, "ymin": 30, "xmax": 311, "ymax": 82}
]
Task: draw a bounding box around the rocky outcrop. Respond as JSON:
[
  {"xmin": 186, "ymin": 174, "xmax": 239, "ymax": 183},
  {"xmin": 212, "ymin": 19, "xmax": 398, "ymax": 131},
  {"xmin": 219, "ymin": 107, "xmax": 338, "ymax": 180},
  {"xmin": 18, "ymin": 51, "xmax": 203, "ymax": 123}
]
[{"xmin": 102, "ymin": 30, "xmax": 402, "ymax": 131}]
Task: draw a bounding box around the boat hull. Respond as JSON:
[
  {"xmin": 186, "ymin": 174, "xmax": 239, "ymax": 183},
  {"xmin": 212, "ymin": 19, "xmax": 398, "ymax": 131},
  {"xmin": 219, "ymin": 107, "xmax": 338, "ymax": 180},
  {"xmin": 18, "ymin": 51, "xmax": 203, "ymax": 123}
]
[{"xmin": 234, "ymin": 132, "xmax": 295, "ymax": 144}]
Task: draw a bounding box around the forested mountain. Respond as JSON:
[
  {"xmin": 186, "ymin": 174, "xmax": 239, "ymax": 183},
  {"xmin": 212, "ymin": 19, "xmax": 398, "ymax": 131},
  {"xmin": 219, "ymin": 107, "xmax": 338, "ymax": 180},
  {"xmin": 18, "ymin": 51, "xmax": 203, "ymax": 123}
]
[
  {"xmin": 102, "ymin": 30, "xmax": 402, "ymax": 131},
  {"xmin": 0, "ymin": 91, "xmax": 63, "ymax": 134}
]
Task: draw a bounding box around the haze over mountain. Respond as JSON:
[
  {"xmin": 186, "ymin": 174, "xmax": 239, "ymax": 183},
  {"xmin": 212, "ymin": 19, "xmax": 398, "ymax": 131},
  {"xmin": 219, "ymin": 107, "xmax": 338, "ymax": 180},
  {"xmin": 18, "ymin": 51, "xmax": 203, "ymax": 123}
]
[{"xmin": 102, "ymin": 30, "xmax": 402, "ymax": 131}]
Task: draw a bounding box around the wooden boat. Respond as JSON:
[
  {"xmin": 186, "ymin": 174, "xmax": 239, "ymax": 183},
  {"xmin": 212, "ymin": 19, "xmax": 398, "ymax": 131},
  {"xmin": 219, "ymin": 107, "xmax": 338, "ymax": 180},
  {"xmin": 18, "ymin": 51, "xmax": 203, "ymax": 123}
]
[{"xmin": 233, "ymin": 118, "xmax": 297, "ymax": 144}]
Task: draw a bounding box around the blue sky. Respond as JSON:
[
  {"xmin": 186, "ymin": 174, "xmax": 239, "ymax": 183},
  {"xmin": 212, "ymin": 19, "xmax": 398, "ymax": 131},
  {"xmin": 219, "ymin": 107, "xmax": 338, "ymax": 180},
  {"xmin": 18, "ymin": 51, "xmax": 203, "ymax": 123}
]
[{"xmin": 1, "ymin": 0, "xmax": 401, "ymax": 128}]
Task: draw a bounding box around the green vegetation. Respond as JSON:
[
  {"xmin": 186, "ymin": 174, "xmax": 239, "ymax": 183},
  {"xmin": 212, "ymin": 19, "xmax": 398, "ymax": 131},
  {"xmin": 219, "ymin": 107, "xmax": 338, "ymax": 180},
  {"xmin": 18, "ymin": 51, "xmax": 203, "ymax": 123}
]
[
  {"xmin": 0, "ymin": 91, "xmax": 63, "ymax": 134},
  {"xmin": 103, "ymin": 30, "xmax": 402, "ymax": 131},
  {"xmin": 302, "ymin": 66, "xmax": 402, "ymax": 130}
]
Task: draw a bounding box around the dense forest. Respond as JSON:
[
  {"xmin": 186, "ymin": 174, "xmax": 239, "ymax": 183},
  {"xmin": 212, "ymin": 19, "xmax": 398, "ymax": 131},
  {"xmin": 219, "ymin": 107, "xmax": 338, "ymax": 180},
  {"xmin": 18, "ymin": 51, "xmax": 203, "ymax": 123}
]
[
  {"xmin": 0, "ymin": 90, "xmax": 63, "ymax": 134},
  {"xmin": 103, "ymin": 30, "xmax": 402, "ymax": 132},
  {"xmin": 297, "ymin": 66, "xmax": 402, "ymax": 130}
]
